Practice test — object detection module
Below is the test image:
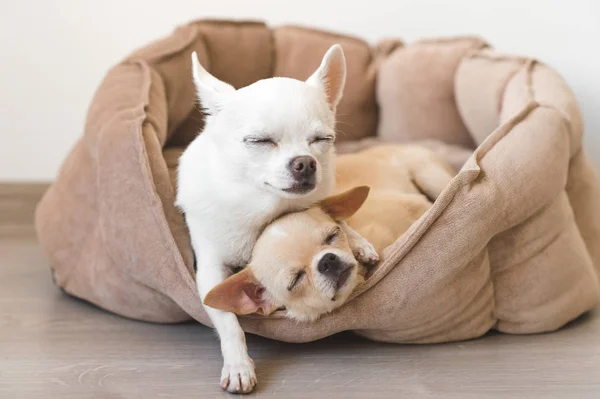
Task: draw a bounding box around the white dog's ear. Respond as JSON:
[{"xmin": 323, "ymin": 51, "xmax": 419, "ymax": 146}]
[
  {"xmin": 191, "ymin": 51, "xmax": 235, "ymax": 115},
  {"xmin": 306, "ymin": 44, "xmax": 347, "ymax": 112},
  {"xmin": 204, "ymin": 268, "xmax": 277, "ymax": 316},
  {"xmin": 319, "ymin": 185, "xmax": 370, "ymax": 221}
]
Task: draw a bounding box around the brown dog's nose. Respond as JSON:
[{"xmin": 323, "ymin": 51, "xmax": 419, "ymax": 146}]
[
  {"xmin": 318, "ymin": 253, "xmax": 343, "ymax": 277},
  {"xmin": 289, "ymin": 156, "xmax": 317, "ymax": 180}
]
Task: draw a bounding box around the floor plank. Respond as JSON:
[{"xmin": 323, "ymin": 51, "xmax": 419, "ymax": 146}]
[
  {"xmin": 1, "ymin": 224, "xmax": 600, "ymax": 398},
  {"xmin": 0, "ymin": 183, "xmax": 48, "ymax": 235}
]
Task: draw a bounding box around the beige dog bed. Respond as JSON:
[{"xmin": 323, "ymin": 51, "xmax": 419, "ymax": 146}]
[{"xmin": 36, "ymin": 20, "xmax": 600, "ymax": 343}]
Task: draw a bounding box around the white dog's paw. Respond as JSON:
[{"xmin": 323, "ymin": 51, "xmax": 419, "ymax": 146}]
[
  {"xmin": 351, "ymin": 237, "xmax": 379, "ymax": 267},
  {"xmin": 220, "ymin": 359, "xmax": 257, "ymax": 394}
]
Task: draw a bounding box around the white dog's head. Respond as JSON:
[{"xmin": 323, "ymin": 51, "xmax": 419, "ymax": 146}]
[{"xmin": 190, "ymin": 45, "xmax": 346, "ymax": 199}]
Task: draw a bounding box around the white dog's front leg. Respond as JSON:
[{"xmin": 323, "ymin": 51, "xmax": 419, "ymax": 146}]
[
  {"xmin": 196, "ymin": 254, "xmax": 256, "ymax": 394},
  {"xmin": 340, "ymin": 222, "xmax": 379, "ymax": 267}
]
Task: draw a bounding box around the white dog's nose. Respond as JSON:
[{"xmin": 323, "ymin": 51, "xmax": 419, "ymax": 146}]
[{"xmin": 289, "ymin": 156, "xmax": 316, "ymax": 180}]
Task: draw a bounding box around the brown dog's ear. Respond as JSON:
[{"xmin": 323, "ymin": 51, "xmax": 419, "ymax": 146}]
[
  {"xmin": 319, "ymin": 186, "xmax": 370, "ymax": 221},
  {"xmin": 204, "ymin": 268, "xmax": 276, "ymax": 316}
]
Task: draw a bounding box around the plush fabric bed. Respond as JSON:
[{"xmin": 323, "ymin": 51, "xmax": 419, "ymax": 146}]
[{"xmin": 35, "ymin": 20, "xmax": 600, "ymax": 343}]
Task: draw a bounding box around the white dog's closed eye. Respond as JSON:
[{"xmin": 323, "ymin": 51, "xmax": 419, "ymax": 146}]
[{"xmin": 243, "ymin": 134, "xmax": 278, "ymax": 146}]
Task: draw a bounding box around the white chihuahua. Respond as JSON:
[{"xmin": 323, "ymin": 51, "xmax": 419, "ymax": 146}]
[{"xmin": 176, "ymin": 45, "xmax": 378, "ymax": 393}]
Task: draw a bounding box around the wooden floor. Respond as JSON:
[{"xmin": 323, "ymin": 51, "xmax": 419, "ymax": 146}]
[{"xmin": 1, "ymin": 187, "xmax": 600, "ymax": 398}]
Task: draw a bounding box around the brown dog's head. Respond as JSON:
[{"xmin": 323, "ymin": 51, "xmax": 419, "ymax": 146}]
[{"xmin": 204, "ymin": 186, "xmax": 370, "ymax": 321}]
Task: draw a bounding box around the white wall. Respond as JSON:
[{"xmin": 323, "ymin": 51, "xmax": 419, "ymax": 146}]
[{"xmin": 1, "ymin": 0, "xmax": 599, "ymax": 181}]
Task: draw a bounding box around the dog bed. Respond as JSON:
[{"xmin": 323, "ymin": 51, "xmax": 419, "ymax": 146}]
[{"xmin": 36, "ymin": 20, "xmax": 600, "ymax": 344}]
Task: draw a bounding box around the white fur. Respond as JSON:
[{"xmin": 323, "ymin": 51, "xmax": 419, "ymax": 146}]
[{"xmin": 176, "ymin": 45, "xmax": 351, "ymax": 393}]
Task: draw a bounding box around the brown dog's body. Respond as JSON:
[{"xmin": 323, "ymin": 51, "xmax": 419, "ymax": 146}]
[
  {"xmin": 336, "ymin": 145, "xmax": 454, "ymax": 254},
  {"xmin": 205, "ymin": 145, "xmax": 455, "ymax": 321}
]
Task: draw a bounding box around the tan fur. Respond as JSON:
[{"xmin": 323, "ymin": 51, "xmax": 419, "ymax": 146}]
[
  {"xmin": 335, "ymin": 145, "xmax": 453, "ymax": 253},
  {"xmin": 205, "ymin": 145, "xmax": 455, "ymax": 320}
]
